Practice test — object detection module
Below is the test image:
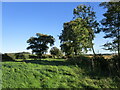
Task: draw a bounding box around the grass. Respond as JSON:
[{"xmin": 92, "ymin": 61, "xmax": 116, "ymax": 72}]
[{"xmin": 1, "ymin": 58, "xmax": 120, "ymax": 88}]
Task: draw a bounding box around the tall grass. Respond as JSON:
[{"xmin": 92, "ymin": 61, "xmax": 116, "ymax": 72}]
[{"xmin": 1, "ymin": 58, "xmax": 119, "ymax": 88}]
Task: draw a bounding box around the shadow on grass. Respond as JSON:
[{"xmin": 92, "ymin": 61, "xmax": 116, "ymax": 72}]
[
  {"xmin": 16, "ymin": 59, "xmax": 71, "ymax": 66},
  {"xmin": 16, "ymin": 59, "xmax": 115, "ymax": 79},
  {"xmin": 15, "ymin": 59, "xmax": 102, "ymax": 76},
  {"xmin": 3, "ymin": 58, "xmax": 120, "ymax": 84}
]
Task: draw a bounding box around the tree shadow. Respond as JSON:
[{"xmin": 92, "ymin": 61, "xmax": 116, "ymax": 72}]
[
  {"xmin": 18, "ymin": 59, "xmax": 115, "ymax": 79},
  {"xmin": 17, "ymin": 59, "xmax": 71, "ymax": 66},
  {"xmin": 11, "ymin": 57, "xmax": 120, "ymax": 79}
]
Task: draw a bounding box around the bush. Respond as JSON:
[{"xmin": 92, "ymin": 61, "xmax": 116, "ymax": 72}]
[
  {"xmin": 64, "ymin": 54, "xmax": 120, "ymax": 77},
  {"xmin": 5, "ymin": 53, "xmax": 16, "ymax": 59},
  {"xmin": 3, "ymin": 53, "xmax": 30, "ymax": 60},
  {"xmin": 92, "ymin": 55, "xmax": 120, "ymax": 76},
  {"xmin": 110, "ymin": 55, "xmax": 120, "ymax": 76},
  {"xmin": 23, "ymin": 54, "xmax": 30, "ymax": 59},
  {"xmin": 50, "ymin": 47, "xmax": 63, "ymax": 58},
  {"xmin": 67, "ymin": 55, "xmax": 90, "ymax": 65},
  {"xmin": 48, "ymin": 55, "xmax": 53, "ymax": 58},
  {"xmin": 61, "ymin": 56, "xmax": 67, "ymax": 59},
  {"xmin": 111, "ymin": 55, "xmax": 120, "ymax": 64},
  {"xmin": 2, "ymin": 54, "xmax": 15, "ymax": 62},
  {"xmin": 29, "ymin": 55, "xmax": 38, "ymax": 59},
  {"xmin": 15, "ymin": 53, "xmax": 26, "ymax": 59}
]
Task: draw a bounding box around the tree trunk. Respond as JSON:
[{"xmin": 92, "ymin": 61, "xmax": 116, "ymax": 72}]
[
  {"xmin": 118, "ymin": 28, "xmax": 120, "ymax": 56},
  {"xmin": 92, "ymin": 45, "xmax": 96, "ymax": 56},
  {"xmin": 118, "ymin": 13, "xmax": 120, "ymax": 56},
  {"xmin": 91, "ymin": 45, "xmax": 96, "ymax": 71}
]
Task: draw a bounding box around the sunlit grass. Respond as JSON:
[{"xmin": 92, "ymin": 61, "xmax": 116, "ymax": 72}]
[{"xmin": 1, "ymin": 59, "xmax": 119, "ymax": 88}]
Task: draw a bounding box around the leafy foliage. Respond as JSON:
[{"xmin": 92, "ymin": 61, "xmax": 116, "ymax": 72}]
[
  {"xmin": 2, "ymin": 54, "xmax": 15, "ymax": 62},
  {"xmin": 27, "ymin": 33, "xmax": 55, "ymax": 58},
  {"xmin": 59, "ymin": 18, "xmax": 94, "ymax": 56},
  {"xmin": 99, "ymin": 2, "xmax": 120, "ymax": 55},
  {"xmin": 67, "ymin": 54, "xmax": 120, "ymax": 77},
  {"xmin": 50, "ymin": 47, "xmax": 63, "ymax": 58},
  {"xmin": 73, "ymin": 4, "xmax": 99, "ymax": 55},
  {"xmin": 15, "ymin": 53, "xmax": 26, "ymax": 59},
  {"xmin": 59, "ymin": 4, "xmax": 99, "ymax": 56},
  {"xmin": 73, "ymin": 4, "xmax": 99, "ymax": 31}
]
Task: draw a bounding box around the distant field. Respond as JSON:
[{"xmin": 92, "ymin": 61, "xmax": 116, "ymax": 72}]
[
  {"xmin": 1, "ymin": 58, "xmax": 119, "ymax": 88},
  {"xmin": 87, "ymin": 55, "xmax": 114, "ymax": 59}
]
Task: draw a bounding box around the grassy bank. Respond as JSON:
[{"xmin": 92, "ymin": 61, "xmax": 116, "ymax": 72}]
[{"xmin": 1, "ymin": 58, "xmax": 120, "ymax": 88}]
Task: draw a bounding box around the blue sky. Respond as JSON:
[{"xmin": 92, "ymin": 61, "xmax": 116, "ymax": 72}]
[
  {"xmin": 2, "ymin": 2, "xmax": 113, "ymax": 54},
  {"xmin": 0, "ymin": 2, "xmax": 2, "ymax": 53}
]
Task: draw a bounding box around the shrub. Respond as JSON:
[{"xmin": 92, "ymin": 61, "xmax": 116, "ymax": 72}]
[
  {"xmin": 67, "ymin": 55, "xmax": 90, "ymax": 65},
  {"xmin": 111, "ymin": 55, "xmax": 120, "ymax": 64},
  {"xmin": 29, "ymin": 55, "xmax": 38, "ymax": 59},
  {"xmin": 2, "ymin": 54, "xmax": 15, "ymax": 62},
  {"xmin": 15, "ymin": 53, "xmax": 26, "ymax": 59},
  {"xmin": 5, "ymin": 53, "xmax": 15, "ymax": 59},
  {"xmin": 110, "ymin": 55, "xmax": 120, "ymax": 76},
  {"xmin": 61, "ymin": 56, "xmax": 67, "ymax": 59},
  {"xmin": 50, "ymin": 47, "xmax": 63, "ymax": 58}
]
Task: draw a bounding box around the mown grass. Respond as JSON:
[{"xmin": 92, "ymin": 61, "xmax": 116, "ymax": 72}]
[{"xmin": 1, "ymin": 58, "xmax": 120, "ymax": 88}]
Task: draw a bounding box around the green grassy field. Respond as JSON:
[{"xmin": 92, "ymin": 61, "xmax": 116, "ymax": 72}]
[{"xmin": 1, "ymin": 58, "xmax": 120, "ymax": 88}]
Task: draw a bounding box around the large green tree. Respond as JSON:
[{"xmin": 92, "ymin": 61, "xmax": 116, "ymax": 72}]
[
  {"xmin": 59, "ymin": 18, "xmax": 94, "ymax": 56},
  {"xmin": 99, "ymin": 2, "xmax": 120, "ymax": 56},
  {"xmin": 73, "ymin": 4, "xmax": 99, "ymax": 55},
  {"xmin": 27, "ymin": 33, "xmax": 55, "ymax": 58},
  {"xmin": 59, "ymin": 4, "xmax": 99, "ymax": 56}
]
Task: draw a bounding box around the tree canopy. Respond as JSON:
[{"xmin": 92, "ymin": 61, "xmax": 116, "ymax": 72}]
[
  {"xmin": 27, "ymin": 33, "xmax": 55, "ymax": 58},
  {"xmin": 59, "ymin": 4, "xmax": 99, "ymax": 56},
  {"xmin": 50, "ymin": 47, "xmax": 63, "ymax": 58},
  {"xmin": 99, "ymin": 2, "xmax": 120, "ymax": 55},
  {"xmin": 73, "ymin": 4, "xmax": 99, "ymax": 55},
  {"xmin": 59, "ymin": 18, "xmax": 94, "ymax": 56}
]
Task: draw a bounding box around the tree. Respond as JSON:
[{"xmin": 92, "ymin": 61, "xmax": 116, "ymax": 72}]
[
  {"xmin": 99, "ymin": 2, "xmax": 120, "ymax": 56},
  {"xmin": 59, "ymin": 18, "xmax": 94, "ymax": 57},
  {"xmin": 59, "ymin": 4, "xmax": 99, "ymax": 56},
  {"xmin": 27, "ymin": 33, "xmax": 55, "ymax": 59},
  {"xmin": 50, "ymin": 47, "xmax": 63, "ymax": 58},
  {"xmin": 73, "ymin": 4, "xmax": 99, "ymax": 55}
]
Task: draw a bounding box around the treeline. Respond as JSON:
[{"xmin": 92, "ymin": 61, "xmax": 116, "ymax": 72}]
[
  {"xmin": 26, "ymin": 2, "xmax": 120, "ymax": 59},
  {"xmin": 2, "ymin": 52, "xmax": 52, "ymax": 61},
  {"xmin": 2, "ymin": 49, "xmax": 65, "ymax": 61},
  {"xmin": 2, "ymin": 52, "xmax": 30, "ymax": 61}
]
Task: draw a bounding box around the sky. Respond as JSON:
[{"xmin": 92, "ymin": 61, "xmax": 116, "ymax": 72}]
[
  {"xmin": 0, "ymin": 2, "xmax": 2, "ymax": 53},
  {"xmin": 2, "ymin": 2, "xmax": 114, "ymax": 54}
]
